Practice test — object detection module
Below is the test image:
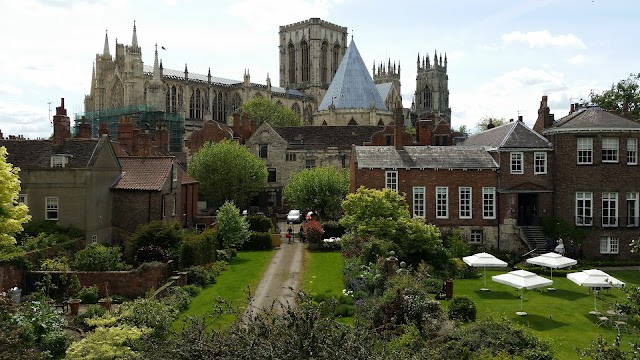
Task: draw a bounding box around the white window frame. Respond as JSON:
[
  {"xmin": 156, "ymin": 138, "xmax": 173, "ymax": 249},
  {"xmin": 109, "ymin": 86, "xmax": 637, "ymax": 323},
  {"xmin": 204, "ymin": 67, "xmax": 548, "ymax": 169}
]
[
  {"xmin": 600, "ymin": 236, "xmax": 619, "ymax": 254},
  {"xmin": 50, "ymin": 155, "xmax": 68, "ymax": 168},
  {"xmin": 469, "ymin": 229, "xmax": 483, "ymax": 244},
  {"xmin": 435, "ymin": 186, "xmax": 449, "ymax": 219},
  {"xmin": 482, "ymin": 187, "xmax": 496, "ymax": 219},
  {"xmin": 172, "ymin": 193, "xmax": 177, "ymax": 216},
  {"xmin": 602, "ymin": 137, "xmax": 619, "ymax": 163},
  {"xmin": 45, "ymin": 196, "xmax": 59, "ymax": 220},
  {"xmin": 459, "ymin": 187, "xmax": 472, "ymax": 219},
  {"xmin": 17, "ymin": 194, "xmax": 27, "ymax": 205},
  {"xmin": 510, "ymin": 152, "xmax": 523, "ymax": 174},
  {"xmin": 575, "ymin": 192, "xmax": 593, "ymax": 226},
  {"xmin": 413, "ymin": 186, "xmax": 425, "ymax": 218},
  {"xmin": 627, "ymin": 192, "xmax": 639, "ymax": 227},
  {"xmin": 534, "ymin": 152, "xmax": 547, "ymax": 174},
  {"xmin": 385, "ymin": 171, "xmax": 398, "ymax": 192},
  {"xmin": 286, "ymin": 153, "xmax": 296, "ymax": 162},
  {"xmin": 602, "ymin": 192, "xmax": 618, "ymax": 227},
  {"xmin": 627, "ymin": 138, "xmax": 638, "ymax": 165},
  {"xmin": 577, "ymin": 138, "xmax": 593, "ymax": 165},
  {"xmin": 91, "ymin": 235, "xmax": 98, "ymax": 243}
]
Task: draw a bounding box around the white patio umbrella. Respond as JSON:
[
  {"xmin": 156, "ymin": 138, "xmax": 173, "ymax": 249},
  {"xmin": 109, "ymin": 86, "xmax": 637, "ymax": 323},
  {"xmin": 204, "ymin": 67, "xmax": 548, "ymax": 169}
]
[
  {"xmin": 492, "ymin": 270, "xmax": 553, "ymax": 316},
  {"xmin": 567, "ymin": 269, "xmax": 625, "ymax": 314},
  {"xmin": 526, "ymin": 252, "xmax": 577, "ymax": 290},
  {"xmin": 463, "ymin": 252, "xmax": 508, "ymax": 291}
]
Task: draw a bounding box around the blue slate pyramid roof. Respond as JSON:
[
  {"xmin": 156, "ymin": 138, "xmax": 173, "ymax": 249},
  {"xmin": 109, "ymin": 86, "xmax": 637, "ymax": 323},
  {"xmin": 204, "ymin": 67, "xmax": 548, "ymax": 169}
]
[{"xmin": 318, "ymin": 39, "xmax": 387, "ymax": 111}]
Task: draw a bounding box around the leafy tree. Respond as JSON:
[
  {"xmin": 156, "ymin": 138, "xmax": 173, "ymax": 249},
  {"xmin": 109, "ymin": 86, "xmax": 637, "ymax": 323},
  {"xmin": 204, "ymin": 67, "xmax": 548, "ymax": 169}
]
[
  {"xmin": 588, "ymin": 73, "xmax": 640, "ymax": 121},
  {"xmin": 475, "ymin": 116, "xmax": 506, "ymax": 133},
  {"xmin": 340, "ymin": 187, "xmax": 410, "ymax": 238},
  {"xmin": 238, "ymin": 97, "xmax": 302, "ymax": 126},
  {"xmin": 457, "ymin": 124, "xmax": 470, "ymax": 136},
  {"xmin": 284, "ymin": 166, "xmax": 349, "ymax": 219},
  {"xmin": 188, "ymin": 139, "xmax": 267, "ymax": 209},
  {"xmin": 216, "ymin": 201, "xmax": 249, "ymax": 249},
  {"xmin": 0, "ymin": 146, "xmax": 30, "ymax": 247}
]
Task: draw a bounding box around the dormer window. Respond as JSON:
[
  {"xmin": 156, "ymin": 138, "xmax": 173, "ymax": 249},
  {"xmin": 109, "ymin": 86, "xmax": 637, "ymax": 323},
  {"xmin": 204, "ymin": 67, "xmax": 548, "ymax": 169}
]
[{"xmin": 50, "ymin": 155, "xmax": 68, "ymax": 168}]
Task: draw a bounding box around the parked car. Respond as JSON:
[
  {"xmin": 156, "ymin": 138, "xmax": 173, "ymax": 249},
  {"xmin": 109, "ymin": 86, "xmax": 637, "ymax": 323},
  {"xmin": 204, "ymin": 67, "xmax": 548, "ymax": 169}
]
[{"xmin": 287, "ymin": 209, "xmax": 303, "ymax": 223}]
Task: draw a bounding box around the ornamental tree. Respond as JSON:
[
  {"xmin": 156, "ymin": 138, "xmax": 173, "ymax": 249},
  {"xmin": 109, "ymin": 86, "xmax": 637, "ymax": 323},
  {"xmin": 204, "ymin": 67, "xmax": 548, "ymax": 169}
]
[
  {"xmin": 216, "ymin": 201, "xmax": 249, "ymax": 249},
  {"xmin": 188, "ymin": 139, "xmax": 267, "ymax": 209},
  {"xmin": 0, "ymin": 146, "xmax": 30, "ymax": 247},
  {"xmin": 340, "ymin": 187, "xmax": 410, "ymax": 239},
  {"xmin": 284, "ymin": 166, "xmax": 349, "ymax": 219},
  {"xmin": 238, "ymin": 97, "xmax": 302, "ymax": 126}
]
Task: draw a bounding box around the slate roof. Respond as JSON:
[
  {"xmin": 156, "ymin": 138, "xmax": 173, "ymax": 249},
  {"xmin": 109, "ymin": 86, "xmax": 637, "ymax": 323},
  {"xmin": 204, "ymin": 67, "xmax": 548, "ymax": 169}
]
[
  {"xmin": 143, "ymin": 66, "xmax": 306, "ymax": 97},
  {"xmin": 354, "ymin": 146, "xmax": 499, "ymax": 169},
  {"xmin": 376, "ymin": 82, "xmax": 393, "ymax": 102},
  {"xmin": 317, "ymin": 40, "xmax": 387, "ymax": 111},
  {"xmin": 113, "ymin": 157, "xmax": 174, "ymax": 191},
  {"xmin": 464, "ymin": 121, "xmax": 551, "ymax": 149},
  {"xmin": 0, "ymin": 138, "xmax": 102, "ymax": 169},
  {"xmin": 544, "ymin": 107, "xmax": 640, "ymax": 133},
  {"xmin": 274, "ymin": 126, "xmax": 381, "ymax": 150}
]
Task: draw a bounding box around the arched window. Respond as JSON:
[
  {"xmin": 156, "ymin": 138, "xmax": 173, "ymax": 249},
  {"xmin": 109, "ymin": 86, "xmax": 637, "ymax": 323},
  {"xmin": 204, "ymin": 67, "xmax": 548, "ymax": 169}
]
[
  {"xmin": 177, "ymin": 87, "xmax": 183, "ymax": 113},
  {"xmin": 212, "ymin": 91, "xmax": 218, "ymax": 121},
  {"xmin": 232, "ymin": 93, "xmax": 242, "ymax": 112},
  {"xmin": 288, "ymin": 43, "xmax": 296, "ymax": 84},
  {"xmin": 195, "ymin": 89, "xmax": 202, "ymax": 119},
  {"xmin": 291, "ymin": 103, "xmax": 301, "ymax": 116},
  {"xmin": 219, "ymin": 92, "xmax": 227, "ymax": 121},
  {"xmin": 320, "ymin": 41, "xmax": 328, "ymax": 83},
  {"xmin": 253, "ymin": 92, "xmax": 263, "ymax": 98},
  {"xmin": 423, "ymin": 85, "xmax": 432, "ymax": 109},
  {"xmin": 332, "ymin": 44, "xmax": 340, "ymax": 77},
  {"xmin": 301, "ymin": 40, "xmax": 309, "ymax": 82},
  {"xmin": 189, "ymin": 90, "xmax": 196, "ymax": 119},
  {"xmin": 170, "ymin": 86, "xmax": 177, "ymax": 113},
  {"xmin": 165, "ymin": 85, "xmax": 171, "ymax": 113},
  {"xmin": 109, "ymin": 80, "xmax": 124, "ymax": 108},
  {"xmin": 143, "ymin": 82, "xmax": 148, "ymax": 103}
]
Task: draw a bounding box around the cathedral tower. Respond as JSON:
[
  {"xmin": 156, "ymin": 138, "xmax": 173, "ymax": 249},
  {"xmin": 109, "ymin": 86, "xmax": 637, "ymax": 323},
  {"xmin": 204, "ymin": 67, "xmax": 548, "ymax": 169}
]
[
  {"xmin": 278, "ymin": 18, "xmax": 348, "ymax": 112},
  {"xmin": 413, "ymin": 50, "xmax": 451, "ymax": 124}
]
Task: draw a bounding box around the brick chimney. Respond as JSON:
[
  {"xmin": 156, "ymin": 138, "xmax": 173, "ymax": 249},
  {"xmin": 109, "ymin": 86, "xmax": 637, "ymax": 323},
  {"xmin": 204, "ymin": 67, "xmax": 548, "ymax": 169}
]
[
  {"xmin": 393, "ymin": 103, "xmax": 404, "ymax": 150},
  {"xmin": 518, "ymin": 115, "xmax": 523, "ymax": 122},
  {"xmin": 117, "ymin": 116, "xmax": 135, "ymax": 150},
  {"xmin": 136, "ymin": 125, "xmax": 151, "ymax": 156},
  {"xmin": 52, "ymin": 98, "xmax": 71, "ymax": 146},
  {"xmin": 154, "ymin": 123, "xmax": 170, "ymax": 151},
  {"xmin": 533, "ymin": 95, "xmax": 551, "ymax": 135},
  {"xmin": 76, "ymin": 116, "xmax": 92, "ymax": 138},
  {"xmin": 99, "ymin": 122, "xmax": 109, "ymax": 136},
  {"xmin": 416, "ymin": 119, "xmax": 433, "ymax": 146}
]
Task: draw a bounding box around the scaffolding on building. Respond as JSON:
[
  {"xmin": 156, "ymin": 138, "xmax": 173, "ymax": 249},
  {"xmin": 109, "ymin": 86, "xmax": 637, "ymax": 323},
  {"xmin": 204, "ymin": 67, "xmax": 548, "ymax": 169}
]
[{"xmin": 74, "ymin": 104, "xmax": 184, "ymax": 153}]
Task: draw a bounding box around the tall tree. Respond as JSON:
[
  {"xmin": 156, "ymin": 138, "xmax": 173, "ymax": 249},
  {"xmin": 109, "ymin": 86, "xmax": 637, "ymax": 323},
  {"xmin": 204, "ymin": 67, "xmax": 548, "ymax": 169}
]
[
  {"xmin": 0, "ymin": 146, "xmax": 30, "ymax": 247},
  {"xmin": 188, "ymin": 139, "xmax": 267, "ymax": 209},
  {"xmin": 474, "ymin": 117, "xmax": 506, "ymax": 133},
  {"xmin": 588, "ymin": 73, "xmax": 640, "ymax": 121},
  {"xmin": 238, "ymin": 97, "xmax": 302, "ymax": 126},
  {"xmin": 283, "ymin": 166, "xmax": 349, "ymax": 219},
  {"xmin": 216, "ymin": 201, "xmax": 249, "ymax": 249}
]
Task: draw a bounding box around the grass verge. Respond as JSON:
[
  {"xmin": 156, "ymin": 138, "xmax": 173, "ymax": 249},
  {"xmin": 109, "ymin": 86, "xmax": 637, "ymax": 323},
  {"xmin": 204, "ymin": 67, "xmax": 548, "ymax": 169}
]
[{"xmin": 301, "ymin": 250, "xmax": 344, "ymax": 297}]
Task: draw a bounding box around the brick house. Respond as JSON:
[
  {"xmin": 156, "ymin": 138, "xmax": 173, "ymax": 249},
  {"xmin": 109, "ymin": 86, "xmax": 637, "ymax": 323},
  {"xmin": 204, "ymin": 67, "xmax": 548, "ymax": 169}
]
[
  {"xmin": 0, "ymin": 99, "xmax": 122, "ymax": 244},
  {"xmin": 464, "ymin": 118, "xmax": 554, "ymax": 250},
  {"xmin": 245, "ymin": 122, "xmax": 381, "ymax": 210},
  {"xmin": 111, "ymin": 156, "xmax": 197, "ymax": 243},
  {"xmin": 538, "ymin": 103, "xmax": 640, "ymax": 259}
]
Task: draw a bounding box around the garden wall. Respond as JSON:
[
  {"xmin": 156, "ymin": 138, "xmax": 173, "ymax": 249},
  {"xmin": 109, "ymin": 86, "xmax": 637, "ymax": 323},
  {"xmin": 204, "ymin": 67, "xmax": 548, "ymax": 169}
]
[
  {"xmin": 28, "ymin": 261, "xmax": 174, "ymax": 298},
  {"xmin": 0, "ymin": 265, "xmax": 25, "ymax": 292}
]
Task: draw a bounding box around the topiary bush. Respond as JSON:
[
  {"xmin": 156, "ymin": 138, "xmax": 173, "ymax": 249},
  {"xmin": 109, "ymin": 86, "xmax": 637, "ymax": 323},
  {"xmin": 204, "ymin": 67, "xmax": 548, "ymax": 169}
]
[
  {"xmin": 243, "ymin": 232, "xmax": 273, "ymax": 250},
  {"xmin": 248, "ymin": 215, "xmax": 273, "ymax": 233},
  {"xmin": 447, "ymin": 296, "xmax": 477, "ymax": 322}
]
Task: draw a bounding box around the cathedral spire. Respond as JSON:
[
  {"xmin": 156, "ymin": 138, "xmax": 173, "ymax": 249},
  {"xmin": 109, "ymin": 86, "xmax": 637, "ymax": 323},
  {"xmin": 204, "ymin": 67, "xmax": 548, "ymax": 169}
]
[
  {"xmin": 434, "ymin": 50, "xmax": 438, "ymax": 66},
  {"xmin": 103, "ymin": 30, "xmax": 110, "ymax": 57},
  {"xmin": 131, "ymin": 20, "xmax": 139, "ymax": 50},
  {"xmin": 444, "ymin": 53, "xmax": 448, "ymax": 71},
  {"xmin": 152, "ymin": 44, "xmax": 160, "ymax": 81},
  {"xmin": 91, "ymin": 62, "xmax": 96, "ymax": 89},
  {"xmin": 416, "ymin": 53, "xmax": 420, "ymax": 71}
]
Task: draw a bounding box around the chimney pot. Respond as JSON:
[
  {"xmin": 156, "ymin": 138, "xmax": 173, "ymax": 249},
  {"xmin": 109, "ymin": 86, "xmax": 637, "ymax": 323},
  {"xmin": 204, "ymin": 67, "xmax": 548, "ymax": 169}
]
[{"xmin": 518, "ymin": 115, "xmax": 523, "ymax": 122}]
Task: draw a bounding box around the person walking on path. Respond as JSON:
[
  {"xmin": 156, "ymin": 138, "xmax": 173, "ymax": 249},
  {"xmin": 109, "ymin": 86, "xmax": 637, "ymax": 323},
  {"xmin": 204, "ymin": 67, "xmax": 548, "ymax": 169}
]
[{"xmin": 286, "ymin": 225, "xmax": 293, "ymax": 243}]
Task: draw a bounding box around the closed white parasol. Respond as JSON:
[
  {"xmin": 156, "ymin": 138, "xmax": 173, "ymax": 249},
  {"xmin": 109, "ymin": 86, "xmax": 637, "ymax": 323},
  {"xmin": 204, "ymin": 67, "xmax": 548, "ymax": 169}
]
[
  {"xmin": 463, "ymin": 252, "xmax": 508, "ymax": 291},
  {"xmin": 492, "ymin": 270, "xmax": 553, "ymax": 316}
]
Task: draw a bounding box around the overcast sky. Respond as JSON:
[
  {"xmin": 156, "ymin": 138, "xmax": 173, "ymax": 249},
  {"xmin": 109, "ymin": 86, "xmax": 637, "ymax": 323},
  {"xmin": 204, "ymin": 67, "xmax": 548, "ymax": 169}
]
[{"xmin": 1, "ymin": 0, "xmax": 637, "ymax": 139}]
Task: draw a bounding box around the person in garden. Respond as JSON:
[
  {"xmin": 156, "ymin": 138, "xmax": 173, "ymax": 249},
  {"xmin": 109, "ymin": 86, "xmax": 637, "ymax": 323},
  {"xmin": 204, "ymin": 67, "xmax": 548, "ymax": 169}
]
[
  {"xmin": 298, "ymin": 226, "xmax": 305, "ymax": 243},
  {"xmin": 286, "ymin": 225, "xmax": 293, "ymax": 243}
]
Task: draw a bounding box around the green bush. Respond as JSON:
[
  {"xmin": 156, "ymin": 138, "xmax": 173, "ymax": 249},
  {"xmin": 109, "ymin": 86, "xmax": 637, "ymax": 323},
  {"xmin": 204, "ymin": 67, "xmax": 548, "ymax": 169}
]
[
  {"xmin": 186, "ymin": 265, "xmax": 217, "ymax": 287},
  {"xmin": 71, "ymin": 244, "xmax": 131, "ymax": 271},
  {"xmin": 76, "ymin": 286, "xmax": 99, "ymax": 304},
  {"xmin": 422, "ymin": 278, "xmax": 443, "ymax": 294},
  {"xmin": 18, "ymin": 220, "xmax": 83, "ymax": 243},
  {"xmin": 248, "ymin": 215, "xmax": 273, "ymax": 233},
  {"xmin": 448, "ymin": 296, "xmax": 477, "ymax": 322},
  {"xmin": 322, "ymin": 220, "xmax": 345, "ymax": 238},
  {"xmin": 181, "ymin": 285, "xmax": 202, "ymax": 297},
  {"xmin": 76, "ymin": 304, "xmax": 107, "ymax": 326},
  {"xmin": 216, "ymin": 249, "xmax": 233, "ymax": 262},
  {"xmin": 160, "ymin": 287, "xmax": 194, "ymax": 312},
  {"xmin": 117, "ymin": 298, "xmax": 178, "ymax": 338},
  {"xmin": 126, "ymin": 221, "xmax": 184, "ymax": 261},
  {"xmin": 335, "ymin": 303, "xmax": 355, "ymax": 317},
  {"xmin": 243, "ymin": 232, "xmax": 273, "ymax": 250},
  {"xmin": 65, "ymin": 325, "xmax": 148, "ymax": 360},
  {"xmin": 180, "ymin": 229, "xmax": 217, "ymax": 268}
]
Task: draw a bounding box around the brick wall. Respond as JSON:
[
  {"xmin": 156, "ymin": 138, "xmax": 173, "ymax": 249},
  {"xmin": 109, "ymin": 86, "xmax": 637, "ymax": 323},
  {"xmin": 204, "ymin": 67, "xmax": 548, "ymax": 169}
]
[{"xmin": 0, "ymin": 265, "xmax": 25, "ymax": 292}]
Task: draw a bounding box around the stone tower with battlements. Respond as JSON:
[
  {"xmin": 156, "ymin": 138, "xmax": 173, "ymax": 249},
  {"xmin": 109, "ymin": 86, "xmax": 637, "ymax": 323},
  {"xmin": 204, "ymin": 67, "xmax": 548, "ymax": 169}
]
[{"xmin": 413, "ymin": 51, "xmax": 451, "ymax": 124}]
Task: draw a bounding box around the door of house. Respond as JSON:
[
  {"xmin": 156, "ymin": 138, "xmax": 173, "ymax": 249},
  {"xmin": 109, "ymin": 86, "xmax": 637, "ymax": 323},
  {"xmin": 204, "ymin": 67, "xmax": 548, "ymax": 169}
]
[{"xmin": 517, "ymin": 193, "xmax": 538, "ymax": 226}]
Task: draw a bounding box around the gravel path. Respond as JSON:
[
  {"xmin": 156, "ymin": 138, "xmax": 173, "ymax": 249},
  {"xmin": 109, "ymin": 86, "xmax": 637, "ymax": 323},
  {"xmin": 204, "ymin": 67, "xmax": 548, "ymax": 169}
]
[{"xmin": 244, "ymin": 240, "xmax": 305, "ymax": 319}]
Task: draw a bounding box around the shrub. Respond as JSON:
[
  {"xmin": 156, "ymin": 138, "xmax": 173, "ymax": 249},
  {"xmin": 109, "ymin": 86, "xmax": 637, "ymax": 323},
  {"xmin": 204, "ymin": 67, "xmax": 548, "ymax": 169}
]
[
  {"xmin": 39, "ymin": 256, "xmax": 69, "ymax": 271},
  {"xmin": 248, "ymin": 215, "xmax": 273, "ymax": 233},
  {"xmin": 180, "ymin": 230, "xmax": 217, "ymax": 268},
  {"xmin": 322, "ymin": 220, "xmax": 345, "ymax": 238},
  {"xmin": 448, "ymin": 296, "xmax": 477, "ymax": 322},
  {"xmin": 65, "ymin": 325, "xmax": 148, "ymax": 360},
  {"xmin": 75, "ymin": 304, "xmax": 108, "ymax": 326},
  {"xmin": 422, "ymin": 278, "xmax": 443, "ymax": 294},
  {"xmin": 304, "ymin": 220, "xmax": 324, "ymax": 244},
  {"xmin": 217, "ymin": 201, "xmax": 250, "ymax": 249},
  {"xmin": 243, "ymin": 232, "xmax": 273, "ymax": 250},
  {"xmin": 117, "ymin": 298, "xmax": 178, "ymax": 337},
  {"xmin": 160, "ymin": 287, "xmax": 193, "ymax": 312},
  {"xmin": 72, "ymin": 244, "xmax": 131, "ymax": 271},
  {"xmin": 135, "ymin": 245, "xmax": 169, "ymax": 264},
  {"xmin": 10, "ymin": 300, "xmax": 72, "ymax": 357},
  {"xmin": 335, "ymin": 303, "xmax": 355, "ymax": 317},
  {"xmin": 181, "ymin": 285, "xmax": 202, "ymax": 297},
  {"xmin": 18, "ymin": 220, "xmax": 83, "ymax": 242},
  {"xmin": 126, "ymin": 221, "xmax": 183, "ymax": 261},
  {"xmin": 187, "ymin": 265, "xmax": 216, "ymax": 287},
  {"xmin": 216, "ymin": 249, "xmax": 233, "ymax": 262},
  {"xmin": 76, "ymin": 286, "xmax": 99, "ymax": 304}
]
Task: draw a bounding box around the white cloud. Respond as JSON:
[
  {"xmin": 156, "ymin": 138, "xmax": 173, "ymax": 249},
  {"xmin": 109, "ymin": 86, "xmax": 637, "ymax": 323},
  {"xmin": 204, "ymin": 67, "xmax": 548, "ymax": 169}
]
[
  {"xmin": 502, "ymin": 30, "xmax": 586, "ymax": 49},
  {"xmin": 226, "ymin": 0, "xmax": 343, "ymax": 31},
  {"xmin": 447, "ymin": 50, "xmax": 464, "ymax": 62},
  {"xmin": 0, "ymin": 83, "xmax": 22, "ymax": 96},
  {"xmin": 567, "ymin": 54, "xmax": 586, "ymax": 64}
]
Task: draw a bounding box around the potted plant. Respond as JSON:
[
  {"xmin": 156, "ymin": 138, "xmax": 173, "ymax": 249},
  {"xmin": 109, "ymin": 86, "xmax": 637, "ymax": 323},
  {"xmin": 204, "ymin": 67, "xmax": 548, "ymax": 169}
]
[
  {"xmin": 98, "ymin": 282, "xmax": 112, "ymax": 311},
  {"xmin": 67, "ymin": 274, "xmax": 82, "ymax": 315}
]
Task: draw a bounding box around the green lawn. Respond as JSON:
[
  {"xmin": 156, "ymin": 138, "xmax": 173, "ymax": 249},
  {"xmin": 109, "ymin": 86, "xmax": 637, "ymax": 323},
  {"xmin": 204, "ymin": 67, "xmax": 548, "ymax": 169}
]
[
  {"xmin": 301, "ymin": 250, "xmax": 344, "ymax": 297},
  {"xmin": 175, "ymin": 250, "xmax": 274, "ymax": 330},
  {"xmin": 452, "ymin": 269, "xmax": 640, "ymax": 359}
]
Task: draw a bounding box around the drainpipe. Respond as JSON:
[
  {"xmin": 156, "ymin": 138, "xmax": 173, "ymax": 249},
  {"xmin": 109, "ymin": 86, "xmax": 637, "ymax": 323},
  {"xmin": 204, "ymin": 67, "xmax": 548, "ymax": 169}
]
[{"xmin": 147, "ymin": 192, "xmax": 152, "ymax": 222}]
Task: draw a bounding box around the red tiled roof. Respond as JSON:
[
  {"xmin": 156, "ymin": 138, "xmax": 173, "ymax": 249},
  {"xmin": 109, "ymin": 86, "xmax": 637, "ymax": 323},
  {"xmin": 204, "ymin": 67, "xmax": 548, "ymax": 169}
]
[{"xmin": 113, "ymin": 157, "xmax": 174, "ymax": 191}]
